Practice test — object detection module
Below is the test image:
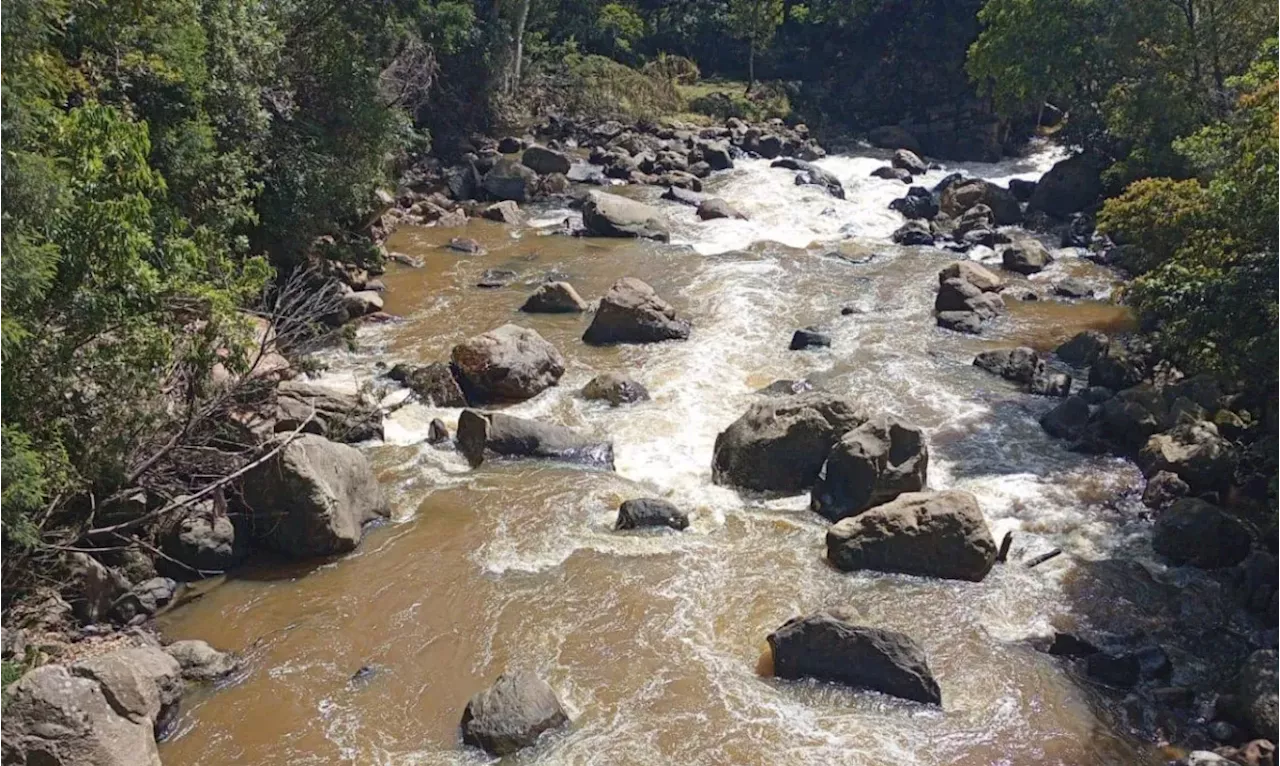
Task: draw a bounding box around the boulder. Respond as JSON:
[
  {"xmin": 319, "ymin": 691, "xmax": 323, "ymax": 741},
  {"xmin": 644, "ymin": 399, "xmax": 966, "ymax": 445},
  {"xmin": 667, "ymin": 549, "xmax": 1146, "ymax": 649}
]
[
  {"xmin": 936, "ymin": 278, "xmax": 1005, "ymax": 314},
  {"xmin": 1142, "ymin": 470, "xmax": 1190, "ymax": 510},
  {"xmin": 660, "ymin": 186, "xmax": 706, "ymax": 207},
  {"xmin": 890, "ymin": 187, "xmax": 938, "ymax": 220},
  {"xmin": 1086, "ymin": 651, "xmax": 1141, "ymax": 688},
  {"xmin": 460, "ymin": 672, "xmax": 569, "ymax": 756},
  {"xmin": 451, "ymin": 324, "xmax": 565, "ymax": 402},
  {"xmin": 712, "ymin": 393, "xmax": 867, "ymax": 493},
  {"xmin": 240, "ymin": 433, "xmax": 389, "ymax": 557},
  {"xmin": 891, "ymin": 149, "xmax": 928, "ymax": 175},
  {"xmin": 275, "ymin": 379, "xmax": 382, "ymax": 442},
  {"xmin": 481, "ymin": 200, "xmax": 523, "ymax": 224},
  {"xmin": 698, "ymin": 141, "xmax": 734, "ymax": 170},
  {"xmin": 1029, "ymin": 371, "xmax": 1073, "ymax": 397},
  {"xmin": 582, "ymin": 278, "xmax": 691, "ymax": 345},
  {"xmin": 388, "ymin": 362, "xmax": 467, "ymax": 407},
  {"xmin": 826, "ymin": 490, "xmax": 997, "ymax": 581},
  {"xmin": 767, "ymin": 611, "xmax": 941, "ymax": 705},
  {"xmin": 342, "ymin": 290, "xmax": 383, "ymax": 318},
  {"xmin": 1028, "ymin": 154, "xmax": 1102, "ymax": 218},
  {"xmin": 811, "ymin": 415, "xmax": 929, "ymax": 522},
  {"xmin": 1053, "ymin": 277, "xmax": 1094, "ymax": 299},
  {"xmin": 1056, "ymin": 331, "xmax": 1109, "ymax": 367},
  {"xmin": 615, "ymin": 498, "xmax": 688, "ymax": 531},
  {"xmin": 1080, "ymin": 384, "xmax": 1167, "ymax": 454},
  {"xmin": 521, "ymin": 146, "xmax": 571, "ymax": 176},
  {"xmin": 867, "ymin": 126, "xmax": 922, "ymax": 154},
  {"xmin": 164, "ymin": 640, "xmax": 238, "ymax": 683},
  {"xmin": 109, "ymin": 577, "xmax": 177, "ymax": 624},
  {"xmin": 973, "ymin": 347, "xmax": 1043, "ymax": 384},
  {"xmin": 456, "ymin": 410, "xmax": 614, "ymax": 469},
  {"xmin": 1088, "ymin": 345, "xmax": 1145, "ymax": 390},
  {"xmin": 1239, "ymin": 650, "xmax": 1279, "ymax": 741},
  {"xmin": 1138, "ymin": 420, "xmax": 1236, "ymax": 493},
  {"xmin": 775, "ymin": 159, "xmax": 845, "ymax": 199},
  {"xmin": 696, "ymin": 198, "xmax": 747, "ymax": 221},
  {"xmin": 871, "ymin": 166, "xmax": 912, "ymax": 183},
  {"xmin": 497, "ymin": 136, "xmax": 522, "ymax": 154},
  {"xmin": 65, "ymin": 552, "xmax": 130, "ymax": 625},
  {"xmin": 581, "ymin": 191, "xmax": 669, "ymax": 240},
  {"xmin": 1153, "ymin": 498, "xmax": 1251, "ymax": 568},
  {"xmin": 1040, "ymin": 395, "xmax": 1091, "ymax": 440},
  {"xmin": 1008, "ymin": 178, "xmax": 1037, "ymax": 201},
  {"xmin": 892, "ymin": 220, "xmax": 934, "ymax": 246},
  {"xmin": 1, "ymin": 664, "xmax": 162, "ymax": 766},
  {"xmin": 482, "ymin": 158, "xmax": 538, "ymax": 202},
  {"xmin": 581, "ymin": 373, "xmax": 650, "ymax": 406},
  {"xmin": 444, "ymin": 162, "xmax": 481, "ymax": 201},
  {"xmin": 1002, "ymin": 242, "xmax": 1053, "ymax": 274},
  {"xmin": 936, "ymin": 310, "xmax": 983, "ymax": 334},
  {"xmin": 941, "ymin": 179, "xmax": 1021, "ymax": 225},
  {"xmin": 520, "ymin": 282, "xmax": 589, "ymax": 313},
  {"xmin": 789, "ymin": 327, "xmax": 832, "ymax": 350},
  {"xmin": 939, "ymin": 261, "xmax": 1002, "ymax": 292},
  {"xmin": 428, "ymin": 418, "xmax": 449, "ymax": 444},
  {"xmin": 72, "ymin": 646, "xmax": 182, "ymax": 727}
]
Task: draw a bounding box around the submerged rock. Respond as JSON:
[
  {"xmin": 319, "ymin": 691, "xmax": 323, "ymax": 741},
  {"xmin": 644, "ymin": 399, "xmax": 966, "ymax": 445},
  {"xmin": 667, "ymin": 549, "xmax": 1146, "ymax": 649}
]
[
  {"xmin": 451, "ymin": 324, "xmax": 565, "ymax": 403},
  {"xmin": 789, "ymin": 326, "xmax": 832, "ymax": 350},
  {"xmin": 581, "ymin": 372, "xmax": 650, "ymax": 405},
  {"xmin": 582, "ymin": 278, "xmax": 691, "ymax": 345},
  {"xmin": 456, "ymin": 410, "xmax": 614, "ymax": 469},
  {"xmin": 811, "ymin": 415, "xmax": 929, "ymax": 522},
  {"xmin": 826, "ymin": 490, "xmax": 997, "ymax": 581},
  {"xmin": 460, "ymin": 672, "xmax": 569, "ymax": 756},
  {"xmin": 615, "ymin": 498, "xmax": 688, "ymax": 531},
  {"xmin": 767, "ymin": 611, "xmax": 941, "ymax": 705}
]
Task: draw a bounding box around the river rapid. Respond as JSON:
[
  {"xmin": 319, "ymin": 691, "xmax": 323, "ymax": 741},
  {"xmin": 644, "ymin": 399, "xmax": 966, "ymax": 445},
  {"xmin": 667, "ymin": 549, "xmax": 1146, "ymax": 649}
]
[{"xmin": 157, "ymin": 145, "xmax": 1174, "ymax": 765}]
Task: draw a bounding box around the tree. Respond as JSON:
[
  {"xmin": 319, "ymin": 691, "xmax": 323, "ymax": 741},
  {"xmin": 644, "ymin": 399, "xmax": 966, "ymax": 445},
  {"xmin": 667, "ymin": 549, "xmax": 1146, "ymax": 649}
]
[
  {"xmin": 598, "ymin": 2, "xmax": 646, "ymax": 59},
  {"xmin": 727, "ymin": 0, "xmax": 784, "ymax": 92}
]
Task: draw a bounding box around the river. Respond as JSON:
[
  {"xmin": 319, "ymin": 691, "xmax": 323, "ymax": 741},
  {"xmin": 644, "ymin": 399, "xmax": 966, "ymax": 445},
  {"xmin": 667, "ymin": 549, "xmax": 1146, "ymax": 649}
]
[{"xmin": 157, "ymin": 145, "xmax": 1174, "ymax": 765}]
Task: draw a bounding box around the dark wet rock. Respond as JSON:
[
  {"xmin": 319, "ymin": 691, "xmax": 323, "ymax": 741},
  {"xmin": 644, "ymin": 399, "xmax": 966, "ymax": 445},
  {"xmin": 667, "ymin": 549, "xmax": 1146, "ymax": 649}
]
[
  {"xmin": 482, "ymin": 158, "xmax": 538, "ymax": 202},
  {"xmin": 774, "ymin": 159, "xmax": 845, "ymax": 199},
  {"xmin": 477, "ymin": 269, "xmax": 518, "ymax": 288},
  {"xmin": 697, "ymin": 198, "xmax": 747, "ymax": 221},
  {"xmin": 1002, "ymin": 241, "xmax": 1053, "ymax": 274},
  {"xmin": 1080, "ymin": 386, "xmax": 1114, "ymax": 404},
  {"xmin": 940, "ymin": 179, "xmax": 1021, "ymax": 225},
  {"xmin": 1008, "ymin": 178, "xmax": 1037, "ymax": 201},
  {"xmin": 953, "ymin": 204, "xmax": 995, "ymax": 239},
  {"xmin": 110, "ymin": 577, "xmax": 176, "ymax": 624},
  {"xmin": 481, "ymin": 200, "xmax": 523, "ymax": 224},
  {"xmin": 871, "ymin": 166, "xmax": 912, "ymax": 183},
  {"xmin": 1055, "ymin": 330, "xmax": 1109, "ymax": 367},
  {"xmin": 349, "ymin": 664, "xmax": 379, "ymax": 687},
  {"xmin": 444, "ymin": 162, "xmax": 481, "ymax": 201},
  {"xmin": 451, "ymin": 324, "xmax": 565, "ymax": 403},
  {"xmin": 1029, "ymin": 371, "xmax": 1073, "ymax": 397},
  {"xmin": 389, "ymin": 362, "xmax": 467, "ymax": 407},
  {"xmin": 1163, "ymin": 374, "xmax": 1225, "ymax": 411},
  {"xmin": 1053, "ymin": 278, "xmax": 1094, "ymax": 299},
  {"xmin": 1040, "ymin": 396, "xmax": 1091, "ymax": 440},
  {"xmin": 697, "ymin": 141, "xmax": 734, "ymax": 170},
  {"xmin": 1079, "ymin": 384, "xmax": 1167, "ymax": 455},
  {"xmin": 1060, "ymin": 212, "xmax": 1096, "ymax": 248},
  {"xmin": 581, "ymin": 191, "xmax": 669, "ymax": 240},
  {"xmin": 583, "ymin": 277, "xmax": 690, "ymax": 345},
  {"xmin": 456, "ymin": 410, "xmax": 614, "ymax": 469},
  {"xmin": 1087, "ymin": 651, "xmax": 1141, "ymax": 688},
  {"xmin": 1143, "ymin": 470, "xmax": 1190, "ymax": 510},
  {"xmin": 497, "ymin": 136, "xmax": 522, "ymax": 154},
  {"xmin": 712, "ymin": 392, "xmax": 867, "ymax": 493},
  {"xmin": 660, "ymin": 185, "xmax": 706, "ymax": 207},
  {"xmin": 1238, "ymin": 550, "xmax": 1279, "ymax": 617},
  {"xmin": 1048, "ymin": 632, "xmax": 1100, "ymax": 657},
  {"xmin": 757, "ymin": 379, "xmax": 815, "ymax": 396},
  {"xmin": 826, "ymin": 490, "xmax": 997, "ymax": 581},
  {"xmin": 891, "ymin": 149, "xmax": 928, "ymax": 175},
  {"xmin": 1028, "ymin": 154, "xmax": 1102, "ymax": 218},
  {"xmin": 1138, "ymin": 419, "xmax": 1236, "ymax": 494},
  {"xmin": 447, "ymin": 237, "xmax": 484, "ymax": 254},
  {"xmin": 164, "ymin": 640, "xmax": 237, "ymax": 683},
  {"xmin": 460, "ymin": 672, "xmax": 569, "ymax": 756},
  {"xmin": 889, "ymin": 186, "xmax": 938, "ymax": 220},
  {"xmin": 789, "ymin": 326, "xmax": 832, "ymax": 350},
  {"xmin": 811, "ymin": 415, "xmax": 929, "ymax": 522},
  {"xmin": 615, "ymin": 498, "xmax": 688, "ymax": 531},
  {"xmin": 973, "ymin": 347, "xmax": 1043, "ymax": 384},
  {"xmin": 892, "ymin": 220, "xmax": 934, "ymax": 246},
  {"xmin": 1239, "ymin": 650, "xmax": 1279, "ymax": 741},
  {"xmin": 936, "ymin": 311, "xmax": 983, "ymax": 334},
  {"xmin": 867, "ymin": 126, "xmax": 922, "ymax": 154},
  {"xmin": 1153, "ymin": 498, "xmax": 1251, "ymax": 569},
  {"xmin": 1088, "ymin": 345, "xmax": 1146, "ymax": 390},
  {"xmin": 241, "ymin": 434, "xmax": 389, "ymax": 557},
  {"xmin": 1135, "ymin": 645, "xmax": 1172, "ymax": 679},
  {"xmin": 939, "ymin": 261, "xmax": 1003, "ymax": 292},
  {"xmin": 521, "ymin": 145, "xmax": 571, "ymax": 176},
  {"xmin": 427, "ymin": 418, "xmax": 450, "ymax": 444},
  {"xmin": 160, "ymin": 504, "xmax": 245, "ymax": 579},
  {"xmin": 521, "ymin": 281, "xmax": 589, "ymax": 313},
  {"xmin": 767, "ymin": 611, "xmax": 941, "ymax": 705},
  {"xmin": 581, "ymin": 373, "xmax": 651, "ymax": 406}
]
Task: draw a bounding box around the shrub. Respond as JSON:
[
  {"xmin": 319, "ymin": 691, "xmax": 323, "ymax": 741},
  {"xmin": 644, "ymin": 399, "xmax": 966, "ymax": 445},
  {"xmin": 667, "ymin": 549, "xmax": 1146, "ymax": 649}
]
[
  {"xmin": 562, "ymin": 54, "xmax": 685, "ymax": 120},
  {"xmin": 641, "ymin": 53, "xmax": 701, "ymax": 84},
  {"xmin": 1097, "ymin": 178, "xmax": 1212, "ymax": 275}
]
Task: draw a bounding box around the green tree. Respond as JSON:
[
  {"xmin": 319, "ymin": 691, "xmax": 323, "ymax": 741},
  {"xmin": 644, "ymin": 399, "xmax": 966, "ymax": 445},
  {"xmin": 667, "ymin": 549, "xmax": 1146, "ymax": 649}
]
[
  {"xmin": 598, "ymin": 2, "xmax": 646, "ymax": 58},
  {"xmin": 727, "ymin": 0, "xmax": 784, "ymax": 92}
]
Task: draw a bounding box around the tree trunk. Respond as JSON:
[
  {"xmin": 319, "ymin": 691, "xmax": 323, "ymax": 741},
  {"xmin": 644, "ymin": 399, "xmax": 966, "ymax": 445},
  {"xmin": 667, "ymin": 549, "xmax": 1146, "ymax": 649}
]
[
  {"xmin": 745, "ymin": 45, "xmax": 755, "ymax": 95},
  {"xmin": 511, "ymin": 0, "xmax": 531, "ymax": 92}
]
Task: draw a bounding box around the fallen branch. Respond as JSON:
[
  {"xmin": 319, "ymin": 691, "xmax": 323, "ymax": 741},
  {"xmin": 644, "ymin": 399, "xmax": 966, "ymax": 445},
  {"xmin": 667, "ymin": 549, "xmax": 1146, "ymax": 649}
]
[{"xmin": 1024, "ymin": 548, "xmax": 1064, "ymax": 569}]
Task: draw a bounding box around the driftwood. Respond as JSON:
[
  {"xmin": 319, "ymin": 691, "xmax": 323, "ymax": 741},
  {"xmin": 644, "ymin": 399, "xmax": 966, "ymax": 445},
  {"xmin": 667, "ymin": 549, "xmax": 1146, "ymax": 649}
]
[
  {"xmin": 996, "ymin": 531, "xmax": 1014, "ymax": 563},
  {"xmin": 1024, "ymin": 548, "xmax": 1064, "ymax": 569}
]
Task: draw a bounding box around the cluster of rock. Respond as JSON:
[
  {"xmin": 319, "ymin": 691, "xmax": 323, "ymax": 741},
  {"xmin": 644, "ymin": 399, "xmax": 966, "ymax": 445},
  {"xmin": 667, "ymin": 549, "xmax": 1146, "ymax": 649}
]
[
  {"xmin": 869, "ymin": 148, "xmax": 931, "ymax": 184},
  {"xmin": 933, "ymin": 260, "xmax": 1007, "ymax": 334},
  {"xmin": 2, "ymin": 638, "xmax": 237, "ymax": 766}
]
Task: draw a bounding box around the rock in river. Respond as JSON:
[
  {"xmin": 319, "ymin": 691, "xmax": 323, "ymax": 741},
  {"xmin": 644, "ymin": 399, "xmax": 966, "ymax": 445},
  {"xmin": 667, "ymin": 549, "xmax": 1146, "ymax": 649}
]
[
  {"xmin": 456, "ymin": 410, "xmax": 614, "ymax": 469},
  {"xmin": 460, "ymin": 671, "xmax": 569, "ymax": 756},
  {"xmin": 1002, "ymin": 241, "xmax": 1053, "ymax": 274},
  {"xmin": 581, "ymin": 191, "xmax": 669, "ymax": 240},
  {"xmin": 582, "ymin": 372, "xmax": 650, "ymax": 405},
  {"xmin": 451, "ymin": 324, "xmax": 566, "ymax": 403},
  {"xmin": 615, "ymin": 498, "xmax": 689, "ymax": 531},
  {"xmin": 712, "ymin": 392, "xmax": 867, "ymax": 494},
  {"xmin": 520, "ymin": 281, "xmax": 589, "ymax": 313},
  {"xmin": 583, "ymin": 278, "xmax": 691, "ymax": 345},
  {"xmin": 811, "ymin": 415, "xmax": 929, "ymax": 522},
  {"xmin": 1238, "ymin": 650, "xmax": 1278, "ymax": 742},
  {"xmin": 767, "ymin": 611, "xmax": 941, "ymax": 705},
  {"xmin": 826, "ymin": 490, "xmax": 997, "ymax": 581}
]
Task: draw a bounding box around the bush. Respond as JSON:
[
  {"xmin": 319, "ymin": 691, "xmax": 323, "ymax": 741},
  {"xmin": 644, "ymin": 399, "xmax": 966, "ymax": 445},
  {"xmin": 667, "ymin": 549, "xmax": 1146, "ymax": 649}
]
[
  {"xmin": 686, "ymin": 81, "xmax": 791, "ymax": 122},
  {"xmin": 562, "ymin": 54, "xmax": 686, "ymax": 120},
  {"xmin": 1097, "ymin": 178, "xmax": 1212, "ymax": 275},
  {"xmin": 642, "ymin": 53, "xmax": 701, "ymax": 84}
]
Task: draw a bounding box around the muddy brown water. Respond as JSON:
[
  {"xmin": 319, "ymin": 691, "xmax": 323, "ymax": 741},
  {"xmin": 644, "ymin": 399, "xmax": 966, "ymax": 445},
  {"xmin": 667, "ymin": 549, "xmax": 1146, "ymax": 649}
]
[{"xmin": 158, "ymin": 152, "xmax": 1168, "ymax": 766}]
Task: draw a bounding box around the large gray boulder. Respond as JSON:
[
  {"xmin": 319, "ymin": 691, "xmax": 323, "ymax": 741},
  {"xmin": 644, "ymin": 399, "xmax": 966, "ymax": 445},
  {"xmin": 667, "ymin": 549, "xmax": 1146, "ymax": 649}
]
[
  {"xmin": 1040, "ymin": 395, "xmax": 1091, "ymax": 440},
  {"xmin": 583, "ymin": 278, "xmax": 690, "ymax": 345},
  {"xmin": 1152, "ymin": 498, "xmax": 1251, "ymax": 569},
  {"xmin": 1239, "ymin": 650, "xmax": 1278, "ymax": 742},
  {"xmin": 940, "ymin": 179, "xmax": 1021, "ymax": 225},
  {"xmin": 451, "ymin": 324, "xmax": 565, "ymax": 403},
  {"xmin": 811, "ymin": 416, "xmax": 929, "ymax": 522},
  {"xmin": 712, "ymin": 393, "xmax": 867, "ymax": 493},
  {"xmin": 1137, "ymin": 419, "xmax": 1236, "ymax": 494},
  {"xmin": 826, "ymin": 490, "xmax": 997, "ymax": 581},
  {"xmin": 581, "ymin": 191, "xmax": 669, "ymax": 240},
  {"xmin": 159, "ymin": 502, "xmax": 244, "ymax": 579},
  {"xmin": 1028, "ymin": 154, "xmax": 1102, "ymax": 218},
  {"xmin": 1078, "ymin": 384, "xmax": 1167, "ymax": 455},
  {"xmin": 891, "ymin": 149, "xmax": 928, "ymax": 175},
  {"xmin": 482, "ymin": 158, "xmax": 538, "ymax": 202},
  {"xmin": 1002, "ymin": 241, "xmax": 1053, "ymax": 274},
  {"xmin": 767, "ymin": 611, "xmax": 941, "ymax": 705},
  {"xmin": 460, "ymin": 672, "xmax": 569, "ymax": 756},
  {"xmin": 71, "ymin": 646, "xmax": 182, "ymax": 729},
  {"xmin": 1, "ymin": 664, "xmax": 162, "ymax": 766},
  {"xmin": 240, "ymin": 433, "xmax": 389, "ymax": 557},
  {"xmin": 939, "ymin": 261, "xmax": 1003, "ymax": 292},
  {"xmin": 520, "ymin": 282, "xmax": 588, "ymax": 313},
  {"xmin": 456, "ymin": 410, "xmax": 614, "ymax": 469},
  {"xmin": 165, "ymin": 640, "xmax": 239, "ymax": 683},
  {"xmin": 521, "ymin": 146, "xmax": 571, "ymax": 176},
  {"xmin": 275, "ymin": 379, "xmax": 383, "ymax": 443}
]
